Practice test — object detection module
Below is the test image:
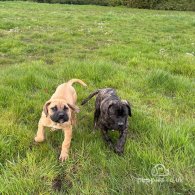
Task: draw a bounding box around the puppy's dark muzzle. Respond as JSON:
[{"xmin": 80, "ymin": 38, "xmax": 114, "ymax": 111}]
[
  {"xmin": 58, "ymin": 113, "xmax": 69, "ymax": 123},
  {"xmin": 58, "ymin": 113, "xmax": 65, "ymax": 118},
  {"xmin": 118, "ymin": 122, "xmax": 125, "ymax": 129},
  {"xmin": 51, "ymin": 112, "xmax": 69, "ymax": 123}
]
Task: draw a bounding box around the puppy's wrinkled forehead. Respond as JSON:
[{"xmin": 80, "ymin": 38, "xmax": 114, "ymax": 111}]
[
  {"xmin": 50, "ymin": 101, "xmax": 68, "ymax": 110},
  {"xmin": 109, "ymin": 102, "xmax": 127, "ymax": 115}
]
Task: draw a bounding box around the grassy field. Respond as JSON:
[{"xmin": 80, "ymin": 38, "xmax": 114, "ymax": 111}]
[{"xmin": 0, "ymin": 1, "xmax": 195, "ymax": 194}]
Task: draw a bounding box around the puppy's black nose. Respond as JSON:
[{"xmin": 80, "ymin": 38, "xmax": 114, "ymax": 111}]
[
  {"xmin": 118, "ymin": 122, "xmax": 124, "ymax": 126},
  {"xmin": 58, "ymin": 113, "xmax": 64, "ymax": 117}
]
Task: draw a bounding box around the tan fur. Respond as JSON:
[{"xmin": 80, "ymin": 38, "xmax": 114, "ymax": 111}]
[{"xmin": 34, "ymin": 79, "xmax": 87, "ymax": 162}]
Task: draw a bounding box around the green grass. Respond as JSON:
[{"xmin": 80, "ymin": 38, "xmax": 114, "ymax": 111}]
[{"xmin": 0, "ymin": 1, "xmax": 195, "ymax": 194}]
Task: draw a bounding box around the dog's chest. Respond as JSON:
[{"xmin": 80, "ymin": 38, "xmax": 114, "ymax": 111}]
[{"xmin": 48, "ymin": 123, "xmax": 63, "ymax": 131}]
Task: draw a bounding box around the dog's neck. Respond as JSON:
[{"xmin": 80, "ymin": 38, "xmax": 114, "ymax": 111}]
[{"xmin": 49, "ymin": 120, "xmax": 71, "ymax": 130}]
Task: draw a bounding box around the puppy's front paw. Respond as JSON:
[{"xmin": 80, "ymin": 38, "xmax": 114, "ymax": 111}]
[
  {"xmin": 59, "ymin": 152, "xmax": 69, "ymax": 162},
  {"xmin": 34, "ymin": 136, "xmax": 45, "ymax": 143},
  {"xmin": 114, "ymin": 146, "xmax": 124, "ymax": 156}
]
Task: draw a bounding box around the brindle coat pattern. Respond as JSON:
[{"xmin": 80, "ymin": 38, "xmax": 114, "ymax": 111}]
[{"xmin": 82, "ymin": 88, "xmax": 132, "ymax": 155}]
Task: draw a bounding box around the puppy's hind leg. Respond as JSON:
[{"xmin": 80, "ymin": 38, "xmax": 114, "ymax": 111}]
[
  {"xmin": 34, "ymin": 120, "xmax": 45, "ymax": 142},
  {"xmin": 94, "ymin": 98, "xmax": 101, "ymax": 130},
  {"xmin": 94, "ymin": 108, "xmax": 100, "ymax": 130}
]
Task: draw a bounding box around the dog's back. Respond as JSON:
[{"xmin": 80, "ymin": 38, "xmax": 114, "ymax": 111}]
[
  {"xmin": 96, "ymin": 88, "xmax": 118, "ymax": 102},
  {"xmin": 81, "ymin": 88, "xmax": 118, "ymax": 105},
  {"xmin": 51, "ymin": 79, "xmax": 87, "ymax": 102}
]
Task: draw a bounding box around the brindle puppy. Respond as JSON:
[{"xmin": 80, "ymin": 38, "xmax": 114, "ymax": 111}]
[{"xmin": 81, "ymin": 88, "xmax": 132, "ymax": 155}]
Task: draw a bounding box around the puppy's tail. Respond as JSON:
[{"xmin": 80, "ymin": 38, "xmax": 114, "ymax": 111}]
[
  {"xmin": 67, "ymin": 79, "xmax": 87, "ymax": 87},
  {"xmin": 81, "ymin": 90, "xmax": 100, "ymax": 105}
]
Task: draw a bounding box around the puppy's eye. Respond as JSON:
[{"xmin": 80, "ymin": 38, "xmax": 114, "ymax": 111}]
[
  {"xmin": 63, "ymin": 106, "xmax": 68, "ymax": 110},
  {"xmin": 109, "ymin": 114, "xmax": 115, "ymax": 118},
  {"xmin": 109, "ymin": 109, "xmax": 115, "ymax": 114},
  {"xmin": 51, "ymin": 106, "xmax": 57, "ymax": 112}
]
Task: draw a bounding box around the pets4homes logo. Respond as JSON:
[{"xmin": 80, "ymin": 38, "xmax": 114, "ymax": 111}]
[{"xmin": 134, "ymin": 164, "xmax": 183, "ymax": 184}]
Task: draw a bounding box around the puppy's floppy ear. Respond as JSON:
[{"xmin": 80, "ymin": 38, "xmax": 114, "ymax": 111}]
[
  {"xmin": 101, "ymin": 100, "xmax": 114, "ymax": 113},
  {"xmin": 108, "ymin": 102, "xmax": 114, "ymax": 110},
  {"xmin": 67, "ymin": 103, "xmax": 80, "ymax": 113},
  {"xmin": 122, "ymin": 100, "xmax": 132, "ymax": 117},
  {"xmin": 43, "ymin": 100, "xmax": 51, "ymax": 117}
]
